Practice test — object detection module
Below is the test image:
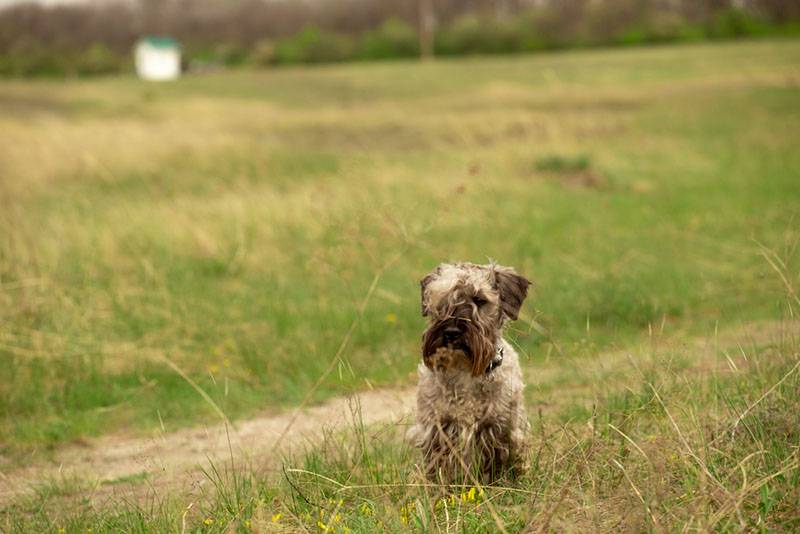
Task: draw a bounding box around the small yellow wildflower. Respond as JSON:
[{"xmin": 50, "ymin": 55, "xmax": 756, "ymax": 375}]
[
  {"xmin": 317, "ymin": 520, "xmax": 329, "ymax": 531},
  {"xmin": 207, "ymin": 364, "xmax": 220, "ymax": 374},
  {"xmin": 271, "ymin": 513, "xmax": 281, "ymax": 523},
  {"xmin": 244, "ymin": 519, "xmax": 252, "ymax": 528},
  {"xmin": 203, "ymin": 517, "xmax": 214, "ymax": 526},
  {"xmin": 399, "ymin": 502, "xmax": 414, "ymax": 525},
  {"xmin": 359, "ymin": 502, "xmax": 373, "ymax": 516},
  {"xmin": 58, "ymin": 529, "xmax": 66, "ymax": 534},
  {"xmin": 385, "ymin": 312, "xmax": 397, "ymax": 324},
  {"xmin": 456, "ymin": 486, "xmax": 481, "ymax": 504}
]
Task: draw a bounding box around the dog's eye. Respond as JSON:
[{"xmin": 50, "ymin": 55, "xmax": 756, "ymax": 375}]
[{"xmin": 473, "ymin": 296, "xmax": 487, "ymax": 306}]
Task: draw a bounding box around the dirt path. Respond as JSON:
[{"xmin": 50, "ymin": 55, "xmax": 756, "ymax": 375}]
[
  {"xmin": 0, "ymin": 387, "xmax": 416, "ymax": 506},
  {"xmin": 1, "ymin": 319, "xmax": 797, "ymax": 507}
]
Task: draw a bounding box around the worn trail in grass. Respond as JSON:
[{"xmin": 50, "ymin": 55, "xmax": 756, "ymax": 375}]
[{"xmin": 0, "ymin": 384, "xmax": 414, "ymax": 507}]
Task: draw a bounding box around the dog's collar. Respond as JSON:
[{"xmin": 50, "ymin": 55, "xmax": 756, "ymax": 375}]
[{"xmin": 486, "ymin": 344, "xmax": 504, "ymax": 374}]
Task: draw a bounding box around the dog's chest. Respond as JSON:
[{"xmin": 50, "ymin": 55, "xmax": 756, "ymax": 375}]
[{"xmin": 429, "ymin": 370, "xmax": 511, "ymax": 424}]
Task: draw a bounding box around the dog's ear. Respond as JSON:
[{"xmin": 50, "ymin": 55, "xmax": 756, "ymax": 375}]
[
  {"xmin": 420, "ymin": 267, "xmax": 439, "ymax": 317},
  {"xmin": 493, "ymin": 265, "xmax": 530, "ymax": 321}
]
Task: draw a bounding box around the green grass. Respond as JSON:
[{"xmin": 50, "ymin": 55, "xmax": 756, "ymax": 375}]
[
  {"xmin": 0, "ymin": 38, "xmax": 798, "ymax": 463},
  {"xmin": 4, "ymin": 325, "xmax": 798, "ymax": 531},
  {"xmin": 237, "ymin": 337, "xmax": 800, "ymax": 532},
  {"xmin": 534, "ymin": 153, "xmax": 591, "ymax": 173}
]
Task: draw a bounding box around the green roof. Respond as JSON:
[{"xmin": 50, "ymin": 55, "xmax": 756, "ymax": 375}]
[{"xmin": 141, "ymin": 36, "xmax": 179, "ymax": 49}]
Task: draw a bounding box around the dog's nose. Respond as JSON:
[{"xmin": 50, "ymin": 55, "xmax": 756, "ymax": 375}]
[{"xmin": 443, "ymin": 327, "xmax": 461, "ymax": 343}]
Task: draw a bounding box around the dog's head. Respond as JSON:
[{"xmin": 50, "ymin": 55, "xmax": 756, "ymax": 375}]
[{"xmin": 420, "ymin": 262, "xmax": 530, "ymax": 376}]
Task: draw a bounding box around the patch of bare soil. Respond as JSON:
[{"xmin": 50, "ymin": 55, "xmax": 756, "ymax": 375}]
[
  {"xmin": 0, "ymin": 319, "xmax": 796, "ymax": 508},
  {"xmin": 0, "ymin": 387, "xmax": 415, "ymax": 507}
]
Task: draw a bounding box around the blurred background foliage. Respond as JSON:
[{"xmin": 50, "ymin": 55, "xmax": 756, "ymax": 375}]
[{"xmin": 1, "ymin": 0, "xmax": 799, "ymax": 77}]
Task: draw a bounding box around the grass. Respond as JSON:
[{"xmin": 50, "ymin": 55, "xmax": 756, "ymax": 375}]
[
  {"xmin": 3, "ymin": 322, "xmax": 798, "ymax": 531},
  {"xmin": 0, "ymin": 38, "xmax": 799, "ymax": 530},
  {"xmin": 534, "ymin": 153, "xmax": 591, "ymax": 173},
  {"xmin": 262, "ymin": 338, "xmax": 800, "ymax": 532}
]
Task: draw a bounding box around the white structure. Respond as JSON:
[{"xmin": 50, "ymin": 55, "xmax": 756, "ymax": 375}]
[{"xmin": 135, "ymin": 37, "xmax": 181, "ymax": 81}]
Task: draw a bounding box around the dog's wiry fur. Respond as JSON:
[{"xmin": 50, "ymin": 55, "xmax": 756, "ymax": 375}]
[{"xmin": 408, "ymin": 262, "xmax": 532, "ymax": 483}]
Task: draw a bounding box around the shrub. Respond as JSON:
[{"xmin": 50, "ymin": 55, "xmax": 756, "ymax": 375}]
[
  {"xmin": 249, "ymin": 39, "xmax": 276, "ymax": 67},
  {"xmin": 1, "ymin": 38, "xmax": 70, "ymax": 77},
  {"xmin": 358, "ymin": 17, "xmax": 418, "ymax": 60},
  {"xmin": 0, "ymin": 41, "xmax": 125, "ymax": 78},
  {"xmin": 273, "ymin": 25, "xmax": 356, "ymax": 64},
  {"xmin": 526, "ymin": 4, "xmax": 590, "ymax": 50},
  {"xmin": 436, "ymin": 14, "xmax": 527, "ymax": 56},
  {"xmin": 644, "ymin": 11, "xmax": 692, "ymax": 43},
  {"xmin": 214, "ymin": 43, "xmax": 250, "ymax": 67},
  {"xmin": 186, "ymin": 43, "xmax": 249, "ymax": 68},
  {"xmin": 75, "ymin": 43, "xmax": 122, "ymax": 76},
  {"xmin": 674, "ymin": 23, "xmax": 707, "ymax": 42},
  {"xmin": 615, "ymin": 27, "xmax": 649, "ymax": 46},
  {"xmin": 706, "ymin": 9, "xmax": 771, "ymax": 39}
]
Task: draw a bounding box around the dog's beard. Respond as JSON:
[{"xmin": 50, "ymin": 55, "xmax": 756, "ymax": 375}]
[{"xmin": 422, "ymin": 319, "xmax": 495, "ymax": 376}]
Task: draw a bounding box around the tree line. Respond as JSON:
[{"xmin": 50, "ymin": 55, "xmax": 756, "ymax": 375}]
[{"xmin": 1, "ymin": 0, "xmax": 798, "ymax": 77}]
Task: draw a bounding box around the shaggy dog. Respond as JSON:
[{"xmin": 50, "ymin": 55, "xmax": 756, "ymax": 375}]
[{"xmin": 408, "ymin": 262, "xmax": 531, "ymax": 483}]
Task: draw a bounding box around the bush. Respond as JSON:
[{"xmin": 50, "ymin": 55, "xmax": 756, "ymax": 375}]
[
  {"xmin": 436, "ymin": 14, "xmax": 526, "ymax": 56},
  {"xmin": 615, "ymin": 27, "xmax": 649, "ymax": 46},
  {"xmin": 214, "ymin": 43, "xmax": 250, "ymax": 67},
  {"xmin": 75, "ymin": 43, "xmax": 122, "ymax": 76},
  {"xmin": 774, "ymin": 21, "xmax": 800, "ymax": 36},
  {"xmin": 0, "ymin": 41, "xmax": 125, "ymax": 78},
  {"xmin": 644, "ymin": 11, "xmax": 692, "ymax": 43},
  {"xmin": 674, "ymin": 23, "xmax": 707, "ymax": 42},
  {"xmin": 1, "ymin": 38, "xmax": 70, "ymax": 77},
  {"xmin": 706, "ymin": 9, "xmax": 771, "ymax": 39},
  {"xmin": 184, "ymin": 43, "xmax": 249, "ymax": 68},
  {"xmin": 358, "ymin": 17, "xmax": 418, "ymax": 60},
  {"xmin": 583, "ymin": 3, "xmax": 689, "ymax": 47},
  {"xmin": 249, "ymin": 39, "xmax": 276, "ymax": 67},
  {"xmin": 273, "ymin": 25, "xmax": 356, "ymax": 64},
  {"xmin": 526, "ymin": 5, "xmax": 589, "ymax": 50}
]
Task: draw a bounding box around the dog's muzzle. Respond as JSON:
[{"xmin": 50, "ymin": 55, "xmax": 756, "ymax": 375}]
[
  {"xmin": 425, "ymin": 318, "xmax": 470, "ymax": 355},
  {"xmin": 442, "ymin": 322, "xmax": 468, "ymax": 350},
  {"xmin": 423, "ymin": 316, "xmax": 503, "ymax": 375}
]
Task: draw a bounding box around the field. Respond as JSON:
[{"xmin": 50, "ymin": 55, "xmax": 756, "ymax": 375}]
[{"xmin": 1, "ymin": 39, "xmax": 799, "ymax": 531}]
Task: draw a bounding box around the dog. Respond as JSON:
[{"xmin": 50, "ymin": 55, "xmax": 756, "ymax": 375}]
[{"xmin": 408, "ymin": 261, "xmax": 531, "ymax": 484}]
